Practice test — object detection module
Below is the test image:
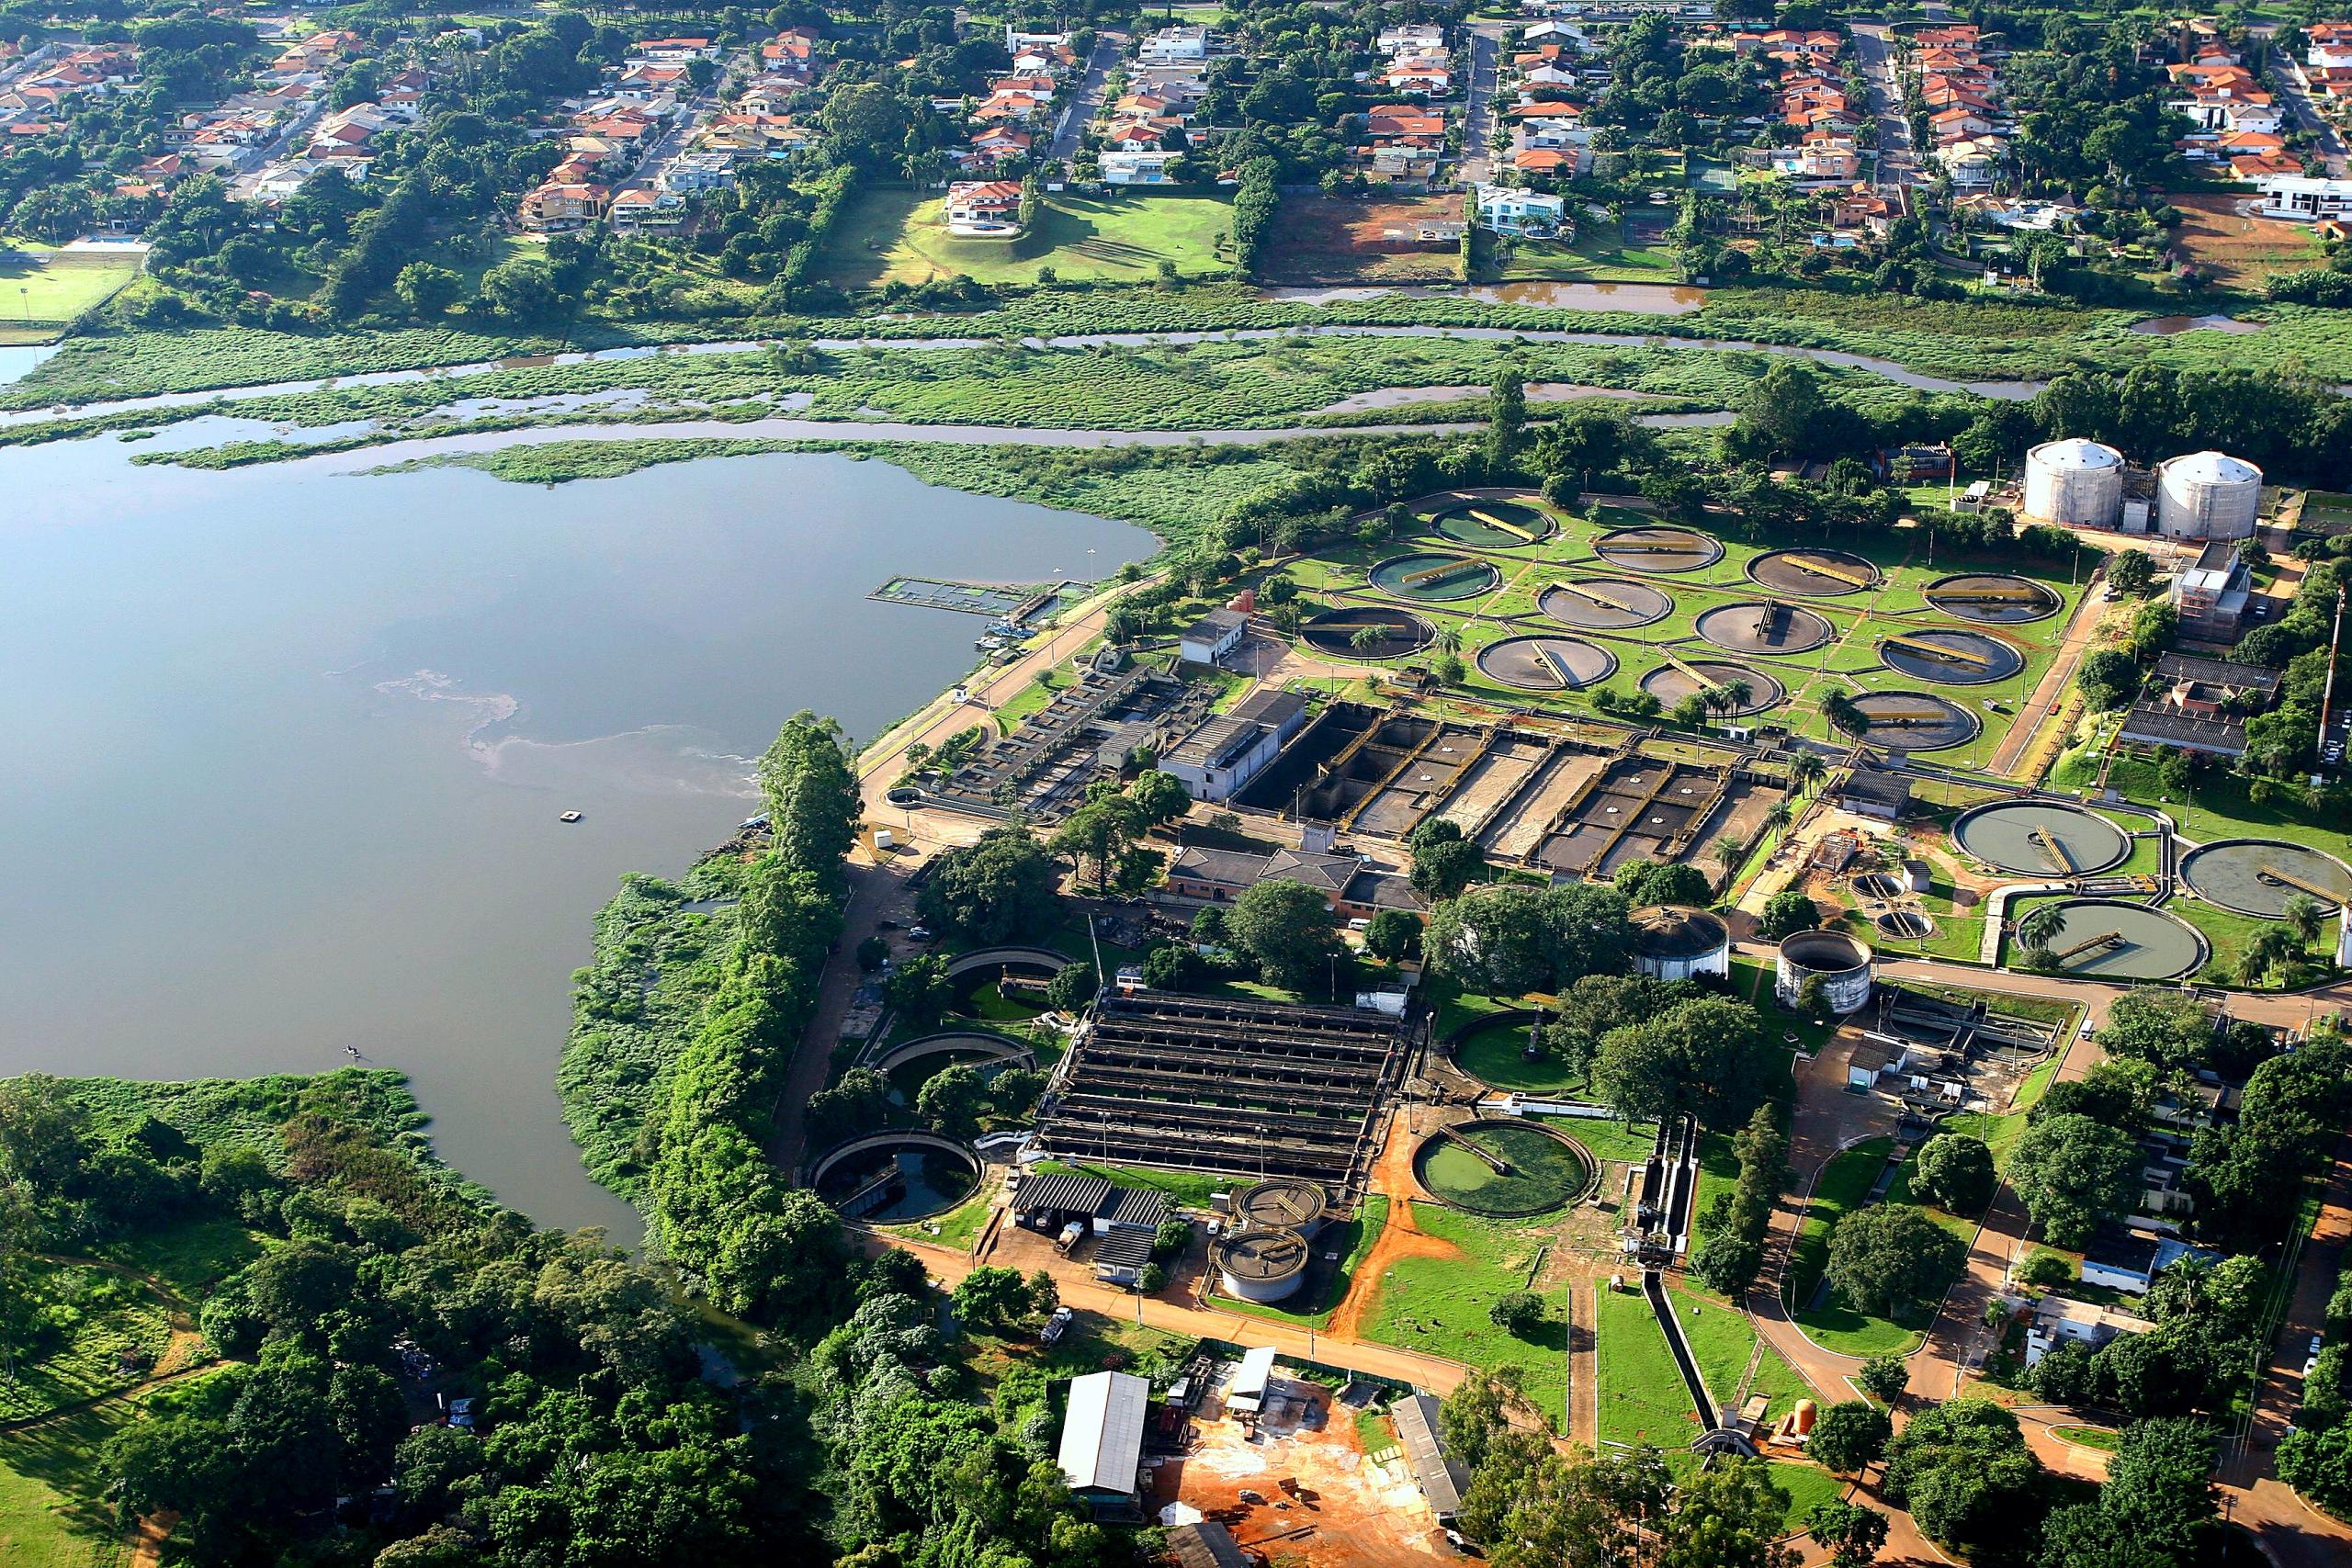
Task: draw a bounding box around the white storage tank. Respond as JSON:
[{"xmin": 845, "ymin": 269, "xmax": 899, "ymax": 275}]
[
  {"xmin": 2022, "ymin": 439, "xmax": 2125, "ymax": 527},
  {"xmin": 1631, "ymin": 905, "xmax": 1731, "ymax": 982},
  {"xmin": 2155, "ymin": 450, "xmax": 2262, "ymax": 540},
  {"xmin": 1775, "ymin": 930, "xmax": 1874, "ymax": 1015},
  {"xmin": 1212, "ymin": 1227, "xmax": 1310, "ymax": 1303}
]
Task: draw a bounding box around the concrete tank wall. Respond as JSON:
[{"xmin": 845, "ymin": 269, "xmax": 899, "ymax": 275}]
[
  {"xmin": 1775, "ymin": 930, "xmax": 1874, "ymax": 1015},
  {"xmin": 2022, "ymin": 440, "xmax": 2124, "ymax": 527},
  {"xmin": 2155, "ymin": 451, "xmax": 2262, "ymax": 540},
  {"xmin": 1214, "ymin": 1228, "xmax": 1309, "ymax": 1303}
]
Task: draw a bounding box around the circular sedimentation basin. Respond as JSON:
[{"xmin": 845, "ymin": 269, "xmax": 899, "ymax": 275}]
[
  {"xmin": 2178, "ymin": 838, "xmax": 2352, "ymax": 918},
  {"xmin": 1370, "ymin": 551, "xmax": 1502, "ymax": 602},
  {"xmin": 812, "ymin": 1138, "xmax": 982, "ymax": 1222},
  {"xmin": 2021, "ymin": 898, "xmax": 2206, "ymax": 980},
  {"xmin": 1233, "ymin": 1178, "xmax": 1329, "ymax": 1235},
  {"xmin": 1430, "ymin": 496, "xmax": 1556, "ymax": 548},
  {"xmin": 1595, "ymin": 525, "xmax": 1724, "ymax": 573},
  {"xmin": 1537, "ymin": 576, "xmax": 1673, "ymax": 630},
  {"xmin": 1877, "ymin": 627, "xmax": 2024, "ymax": 686},
  {"xmin": 1747, "ymin": 547, "xmax": 1883, "ymax": 597},
  {"xmin": 1878, "ymin": 910, "xmax": 1936, "ymax": 939},
  {"xmin": 1695, "ymin": 600, "xmax": 1834, "ymax": 656},
  {"xmin": 1413, "ymin": 1119, "xmax": 1593, "ymax": 1217},
  {"xmin": 1925, "ymin": 572, "xmax": 2062, "ymax": 625},
  {"xmin": 1850, "ymin": 691, "xmax": 1979, "ymax": 751},
  {"xmin": 1476, "ymin": 634, "xmax": 1618, "ymax": 691},
  {"xmin": 1301, "ymin": 604, "xmax": 1436, "ymax": 658},
  {"xmin": 1639, "ymin": 660, "xmax": 1783, "ymax": 716},
  {"xmin": 1952, "ymin": 801, "xmax": 2131, "ymax": 877},
  {"xmin": 1852, "ymin": 872, "xmax": 1905, "ymax": 899},
  {"xmin": 1212, "ymin": 1227, "xmax": 1311, "ymax": 1290}
]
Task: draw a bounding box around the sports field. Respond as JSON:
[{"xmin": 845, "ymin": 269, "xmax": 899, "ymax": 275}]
[
  {"xmin": 0, "ymin": 243, "xmax": 142, "ymax": 342},
  {"xmin": 819, "ymin": 188, "xmax": 1234, "ymax": 288}
]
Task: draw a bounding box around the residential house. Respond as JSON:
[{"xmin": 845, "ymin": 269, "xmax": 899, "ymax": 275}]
[
  {"xmin": 1102, "ymin": 149, "xmax": 1179, "ymax": 185},
  {"xmin": 944, "ymin": 179, "xmax": 1024, "ymax": 236},
  {"xmin": 517, "ymin": 180, "xmax": 609, "ymax": 232},
  {"xmin": 1385, "ymin": 53, "xmax": 1453, "ymax": 96},
  {"xmin": 658, "ymin": 151, "xmax": 737, "ymax": 194},
  {"xmin": 2023, "ymin": 1295, "xmax": 2151, "ymax": 1366},
  {"xmin": 2259, "ymin": 174, "xmax": 2352, "ymax": 222},
  {"xmin": 606, "ymin": 186, "xmax": 685, "ymax": 231},
  {"xmin": 1474, "ymin": 183, "xmax": 1568, "ymax": 237},
  {"xmin": 634, "ymin": 37, "xmax": 718, "ymax": 62},
  {"xmin": 1137, "ymin": 26, "xmax": 1211, "ymax": 65},
  {"xmin": 1938, "ymin": 135, "xmax": 2005, "ymax": 186}
]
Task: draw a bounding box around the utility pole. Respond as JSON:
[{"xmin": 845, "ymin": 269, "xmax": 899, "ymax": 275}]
[{"xmin": 2316, "ymin": 586, "xmax": 2346, "ymax": 779}]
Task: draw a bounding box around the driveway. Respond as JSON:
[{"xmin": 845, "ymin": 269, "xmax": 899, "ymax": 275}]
[
  {"xmin": 1849, "ymin": 24, "xmax": 1916, "ymax": 188},
  {"xmin": 2259, "ymin": 29, "xmax": 2350, "ymax": 176},
  {"xmin": 1049, "ymin": 30, "xmax": 1126, "ymax": 170}
]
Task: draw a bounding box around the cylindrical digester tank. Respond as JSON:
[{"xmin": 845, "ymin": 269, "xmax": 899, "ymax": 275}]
[
  {"xmin": 2021, "ymin": 439, "xmax": 2125, "ymax": 527},
  {"xmin": 2155, "ymin": 450, "xmax": 2262, "ymax": 540},
  {"xmin": 1213, "ymin": 1227, "xmax": 1310, "ymax": 1303},
  {"xmin": 1630, "ymin": 905, "xmax": 1731, "ymax": 982},
  {"xmin": 1232, "ymin": 1179, "xmax": 1329, "ymax": 1241},
  {"xmin": 1775, "ymin": 930, "xmax": 1874, "ymax": 1015}
]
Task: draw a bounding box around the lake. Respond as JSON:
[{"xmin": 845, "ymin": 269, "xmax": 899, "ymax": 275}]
[{"xmin": 0, "ymin": 437, "xmax": 1156, "ymax": 1235}]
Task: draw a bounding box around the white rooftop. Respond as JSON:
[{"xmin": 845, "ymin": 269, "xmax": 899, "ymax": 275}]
[
  {"xmin": 1057, "ymin": 1371, "xmax": 1148, "ymax": 1495},
  {"xmin": 2161, "ymin": 449, "xmax": 2261, "ymax": 485},
  {"xmin": 2034, "ymin": 437, "xmax": 2123, "ymax": 469}
]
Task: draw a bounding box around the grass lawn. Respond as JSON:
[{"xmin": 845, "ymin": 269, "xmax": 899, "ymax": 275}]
[
  {"xmin": 0, "ymin": 1400, "xmax": 135, "ymax": 1568},
  {"xmin": 1594, "ymin": 1280, "xmax": 1704, "ymax": 1449},
  {"xmin": 1666, "ymin": 1276, "xmax": 1814, "ymax": 1425},
  {"xmin": 1783, "ymin": 1137, "xmax": 1973, "ymax": 1359},
  {"xmin": 1550, "ymin": 1114, "xmax": 1658, "ymax": 1168},
  {"xmin": 820, "ymin": 187, "xmax": 1234, "ymax": 288},
  {"xmin": 1768, "ymin": 1461, "xmax": 1848, "ymax": 1530},
  {"xmin": 1207, "ymin": 1196, "xmax": 1389, "ymax": 1328},
  {"xmin": 0, "ymin": 1262, "xmax": 177, "ymax": 1425},
  {"xmin": 1485, "ymin": 209, "xmax": 1682, "ymax": 283},
  {"xmin": 883, "ymin": 1187, "xmax": 995, "ymax": 1251},
  {"xmin": 99, "ymin": 1217, "xmax": 266, "ymax": 1299},
  {"xmin": 1363, "ymin": 1203, "xmax": 1567, "ymax": 1430},
  {"xmin": 0, "ymin": 244, "xmax": 141, "ymax": 333},
  {"xmin": 2107, "ymin": 754, "xmax": 2346, "ymax": 856},
  {"xmin": 2054, "ymin": 1424, "xmax": 2120, "ymax": 1451}
]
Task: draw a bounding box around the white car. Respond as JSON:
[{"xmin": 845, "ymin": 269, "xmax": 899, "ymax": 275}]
[{"xmin": 2304, "ymin": 1335, "xmax": 2325, "ymax": 1380}]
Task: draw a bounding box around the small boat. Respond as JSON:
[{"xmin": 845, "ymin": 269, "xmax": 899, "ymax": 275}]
[{"xmin": 559, "ymin": 810, "xmax": 583, "ymax": 823}]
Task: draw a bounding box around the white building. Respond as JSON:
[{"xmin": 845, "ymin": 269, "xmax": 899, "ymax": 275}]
[
  {"xmin": 1378, "ymin": 23, "xmax": 1447, "ymax": 55},
  {"xmin": 1475, "ymin": 184, "xmax": 1566, "ymax": 237},
  {"xmin": 657, "ymin": 152, "xmax": 736, "ymax": 194},
  {"xmin": 1137, "ymin": 25, "xmax": 1210, "ymax": 65},
  {"xmin": 1057, "ymin": 1371, "xmax": 1148, "ymax": 1507},
  {"xmin": 1179, "ymin": 608, "xmax": 1249, "ymax": 664},
  {"xmin": 2258, "ymin": 174, "xmax": 2352, "ymax": 222},
  {"xmin": 2023, "ymin": 1295, "xmax": 2149, "ymax": 1366},
  {"xmin": 944, "ymin": 179, "xmax": 1023, "ymax": 236},
  {"xmin": 1102, "ymin": 149, "xmax": 1179, "ymax": 185}
]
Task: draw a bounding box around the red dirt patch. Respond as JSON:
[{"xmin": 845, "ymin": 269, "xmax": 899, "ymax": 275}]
[
  {"xmin": 1264, "ymin": 194, "xmax": 1466, "ymax": 285},
  {"xmin": 2169, "ymin": 193, "xmax": 2324, "ymax": 288}
]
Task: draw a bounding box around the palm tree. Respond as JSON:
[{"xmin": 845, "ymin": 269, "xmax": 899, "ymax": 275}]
[
  {"xmin": 1350, "ymin": 624, "xmax": 1385, "ymax": 657},
  {"xmin": 2283, "ymin": 893, "xmax": 2324, "ymax": 951},
  {"xmin": 1763, "ymin": 800, "xmax": 1794, "ymax": 845},
  {"xmin": 1720, "ymin": 678, "xmax": 1753, "ymax": 716},
  {"xmin": 1434, "ymin": 624, "xmax": 1464, "ymax": 656},
  {"xmin": 1790, "ymin": 751, "xmax": 1827, "ymax": 794},
  {"xmin": 1711, "ymin": 835, "xmax": 1746, "ymax": 875},
  {"xmin": 2016, "ymin": 902, "xmax": 2066, "ymax": 954}
]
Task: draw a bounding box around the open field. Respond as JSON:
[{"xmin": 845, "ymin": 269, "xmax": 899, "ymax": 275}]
[
  {"xmin": 1263, "ymin": 194, "xmax": 1465, "ymax": 285},
  {"xmin": 1595, "ymin": 1279, "xmax": 1703, "ymax": 1450},
  {"xmin": 0, "ymin": 244, "xmax": 142, "ymax": 338},
  {"xmin": 1486, "ymin": 206, "xmax": 1684, "ymax": 283},
  {"xmin": 1363, "ymin": 1202, "xmax": 1567, "ymax": 1428},
  {"xmin": 2166, "ymin": 194, "xmax": 2326, "ymax": 289},
  {"xmin": 819, "ymin": 188, "xmax": 1234, "ymax": 288}
]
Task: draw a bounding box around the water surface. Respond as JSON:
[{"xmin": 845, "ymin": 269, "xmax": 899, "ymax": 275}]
[{"xmin": 0, "ymin": 441, "xmax": 1153, "ymax": 1234}]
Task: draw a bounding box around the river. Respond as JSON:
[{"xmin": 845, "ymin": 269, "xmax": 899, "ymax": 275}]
[{"xmin": 0, "ymin": 435, "xmax": 1156, "ymax": 1236}]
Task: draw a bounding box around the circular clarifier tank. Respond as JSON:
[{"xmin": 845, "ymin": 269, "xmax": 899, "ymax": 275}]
[
  {"xmin": 1370, "ymin": 551, "xmax": 1502, "ymax": 601},
  {"xmin": 2179, "ymin": 839, "xmax": 2352, "ymax": 918},
  {"xmin": 2018, "ymin": 898, "xmax": 2207, "ymax": 980},
  {"xmin": 1430, "ymin": 496, "xmax": 1556, "ymax": 547},
  {"xmin": 1639, "ymin": 660, "xmax": 1783, "ymax": 716},
  {"xmin": 1695, "ymin": 600, "xmax": 1834, "ymax": 656},
  {"xmin": 1301, "ymin": 604, "xmax": 1436, "ymax": 658},
  {"xmin": 1476, "ymin": 635, "xmax": 1618, "ymax": 690},
  {"xmin": 1877, "ymin": 627, "xmax": 2024, "ymax": 686},
  {"xmin": 1537, "ymin": 577, "xmax": 1673, "ymax": 630},
  {"xmin": 1747, "ymin": 547, "xmax": 1883, "ymax": 597},
  {"xmin": 1595, "ymin": 525, "xmax": 1724, "ymax": 573},
  {"xmin": 1849, "ymin": 692, "xmax": 1980, "ymax": 751},
  {"xmin": 1952, "ymin": 801, "xmax": 2131, "ymax": 877},
  {"xmin": 1924, "ymin": 573, "xmax": 2063, "ymax": 624}
]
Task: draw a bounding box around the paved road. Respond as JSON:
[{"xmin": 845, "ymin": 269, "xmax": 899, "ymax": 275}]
[
  {"xmin": 1050, "ymin": 30, "xmax": 1125, "ymax": 170},
  {"xmin": 2257, "ymin": 26, "xmax": 2352, "ymax": 175},
  {"xmin": 862, "ymin": 1227, "xmax": 1474, "ymax": 1392},
  {"xmin": 1458, "ymin": 22, "xmax": 1507, "ymax": 186},
  {"xmin": 1849, "ymin": 24, "xmax": 1916, "ymax": 189}
]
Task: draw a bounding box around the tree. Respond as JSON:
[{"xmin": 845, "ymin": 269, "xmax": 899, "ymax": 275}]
[
  {"xmin": 476, "ymin": 258, "xmax": 560, "ymax": 321},
  {"xmin": 1882, "ymin": 1399, "xmax": 2047, "ymax": 1558},
  {"xmin": 1051, "ymin": 799, "xmax": 1141, "ymax": 892},
  {"xmin": 2283, "ymin": 893, "xmax": 2324, "ymax": 950},
  {"xmin": 1363, "ymin": 908, "xmax": 1422, "ymax": 963},
  {"xmin": 1656, "ymin": 1458, "xmax": 1799, "ymax": 1568},
  {"xmin": 1736, "ymin": 360, "xmax": 1827, "ymax": 457},
  {"xmin": 917, "ymin": 827, "xmax": 1061, "ymax": 942},
  {"xmin": 952, "ymin": 1266, "xmax": 1040, "ymax": 1332},
  {"xmin": 1809, "ymin": 1402, "xmax": 1893, "ymax": 1477},
  {"xmin": 1408, "ymin": 821, "xmax": 1489, "ymax": 903},
  {"xmin": 1488, "ymin": 1292, "xmax": 1545, "ymax": 1337},
  {"xmin": 1594, "ymin": 996, "xmax": 1779, "ymax": 1130},
  {"xmin": 1425, "ymin": 883, "xmax": 1632, "ymax": 997},
  {"xmin": 2094, "ymin": 1418, "xmax": 2219, "ymax": 1566},
  {"xmin": 1756, "ymin": 889, "xmax": 1818, "ymax": 941},
  {"xmin": 2096, "ymin": 988, "xmax": 2212, "ymax": 1072},
  {"xmin": 1613, "ymin": 861, "xmax": 1713, "ymax": 908},
  {"xmin": 1855, "ymin": 1353, "xmax": 1908, "ymax": 1406},
  {"xmin": 2276, "ymin": 1421, "xmax": 2352, "ymax": 1517},
  {"xmin": 1806, "ymin": 1498, "xmax": 1890, "ymax": 1568},
  {"xmin": 1043, "ymin": 962, "xmax": 1097, "ymax": 1012},
  {"xmin": 915, "ymin": 1064, "xmax": 989, "ymax": 1141},
  {"xmin": 1457, "ymin": 1434, "xmax": 1671, "ymax": 1568},
  {"xmin": 1140, "ymin": 942, "xmax": 1204, "ymax": 991},
  {"xmin": 1440, "ymin": 1370, "xmax": 1517, "ymax": 1474},
  {"xmin": 821, "ymin": 81, "xmax": 910, "ymax": 165},
  {"xmin": 1227, "ymin": 878, "xmax": 1341, "ymax": 992},
  {"xmin": 1913, "ymin": 1134, "xmax": 1996, "ymax": 1215},
  {"xmin": 2075, "ymin": 648, "xmax": 2143, "ymax": 712},
  {"xmin": 394, "ymin": 262, "xmax": 460, "ymax": 317},
  {"xmin": 804, "ymin": 1068, "xmax": 891, "ymax": 1146},
  {"xmin": 1826, "ymin": 1204, "xmax": 1966, "ymax": 1320},
  {"xmin": 2016, "ymin": 901, "xmax": 2068, "ymax": 961},
  {"xmin": 1127, "ymin": 770, "xmax": 1190, "ymax": 828},
  {"xmin": 2109, "ymin": 549, "xmax": 2157, "ymax": 596},
  {"xmin": 2009, "ymin": 1113, "xmax": 2142, "ymax": 1247},
  {"xmin": 887, "ymin": 953, "xmax": 952, "ymax": 1031}
]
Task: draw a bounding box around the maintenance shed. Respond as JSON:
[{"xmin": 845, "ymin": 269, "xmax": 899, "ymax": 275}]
[
  {"xmin": 1058, "ymin": 1371, "xmax": 1150, "ymax": 1509},
  {"xmin": 1391, "ymin": 1392, "xmax": 1470, "ymax": 1522}
]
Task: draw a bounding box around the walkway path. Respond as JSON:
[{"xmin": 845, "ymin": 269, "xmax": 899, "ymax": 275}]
[{"xmin": 1984, "ymin": 563, "xmax": 2109, "ymax": 778}]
